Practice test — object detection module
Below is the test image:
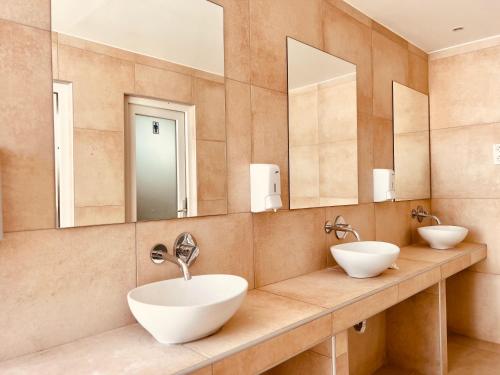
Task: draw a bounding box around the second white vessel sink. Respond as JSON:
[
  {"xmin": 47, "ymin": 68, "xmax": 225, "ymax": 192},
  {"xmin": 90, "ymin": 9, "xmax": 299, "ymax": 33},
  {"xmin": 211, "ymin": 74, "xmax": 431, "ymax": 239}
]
[
  {"xmin": 128, "ymin": 274, "xmax": 247, "ymax": 344},
  {"xmin": 418, "ymin": 225, "xmax": 468, "ymax": 250},
  {"xmin": 330, "ymin": 241, "xmax": 400, "ymax": 278}
]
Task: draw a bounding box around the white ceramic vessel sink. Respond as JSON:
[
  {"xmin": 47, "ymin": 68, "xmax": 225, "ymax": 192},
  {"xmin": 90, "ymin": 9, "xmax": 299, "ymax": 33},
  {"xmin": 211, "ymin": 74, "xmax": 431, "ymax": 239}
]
[
  {"xmin": 330, "ymin": 241, "xmax": 400, "ymax": 278},
  {"xmin": 418, "ymin": 225, "xmax": 468, "ymax": 250},
  {"xmin": 128, "ymin": 274, "xmax": 247, "ymax": 344}
]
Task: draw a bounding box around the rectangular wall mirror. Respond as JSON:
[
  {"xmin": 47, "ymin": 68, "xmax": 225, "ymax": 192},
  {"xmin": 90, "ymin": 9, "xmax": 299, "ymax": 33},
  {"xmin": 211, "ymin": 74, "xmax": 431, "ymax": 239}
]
[
  {"xmin": 287, "ymin": 37, "xmax": 358, "ymax": 209},
  {"xmin": 51, "ymin": 0, "xmax": 226, "ymax": 228},
  {"xmin": 392, "ymin": 82, "xmax": 430, "ymax": 201}
]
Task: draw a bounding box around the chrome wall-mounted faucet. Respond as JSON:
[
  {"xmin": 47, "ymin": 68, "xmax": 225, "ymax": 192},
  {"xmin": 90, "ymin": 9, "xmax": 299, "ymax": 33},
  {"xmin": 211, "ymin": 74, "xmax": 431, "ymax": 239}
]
[
  {"xmin": 411, "ymin": 206, "xmax": 441, "ymax": 225},
  {"xmin": 324, "ymin": 216, "xmax": 362, "ymax": 241},
  {"xmin": 150, "ymin": 233, "xmax": 199, "ymax": 280}
]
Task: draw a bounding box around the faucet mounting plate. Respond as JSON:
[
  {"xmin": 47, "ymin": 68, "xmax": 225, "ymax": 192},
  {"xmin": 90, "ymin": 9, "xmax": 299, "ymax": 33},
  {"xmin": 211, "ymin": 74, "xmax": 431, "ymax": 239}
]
[
  {"xmin": 333, "ymin": 216, "xmax": 349, "ymax": 240},
  {"xmin": 151, "ymin": 244, "xmax": 168, "ymax": 264},
  {"xmin": 174, "ymin": 233, "xmax": 199, "ymax": 267},
  {"xmin": 324, "ymin": 216, "xmax": 350, "ymax": 239},
  {"xmin": 411, "ymin": 205, "xmax": 426, "ymax": 223}
]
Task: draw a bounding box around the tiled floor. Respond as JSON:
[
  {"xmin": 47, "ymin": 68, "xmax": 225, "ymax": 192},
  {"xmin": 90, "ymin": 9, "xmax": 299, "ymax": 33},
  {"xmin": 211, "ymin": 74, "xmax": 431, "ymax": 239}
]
[
  {"xmin": 374, "ymin": 333, "xmax": 500, "ymax": 375},
  {"xmin": 448, "ymin": 333, "xmax": 500, "ymax": 375}
]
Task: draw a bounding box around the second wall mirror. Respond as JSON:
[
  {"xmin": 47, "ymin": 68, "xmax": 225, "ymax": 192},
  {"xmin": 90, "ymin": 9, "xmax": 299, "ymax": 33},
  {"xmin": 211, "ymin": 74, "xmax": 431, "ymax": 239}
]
[
  {"xmin": 287, "ymin": 37, "xmax": 358, "ymax": 209},
  {"xmin": 51, "ymin": 0, "xmax": 226, "ymax": 228},
  {"xmin": 392, "ymin": 82, "xmax": 431, "ymax": 201}
]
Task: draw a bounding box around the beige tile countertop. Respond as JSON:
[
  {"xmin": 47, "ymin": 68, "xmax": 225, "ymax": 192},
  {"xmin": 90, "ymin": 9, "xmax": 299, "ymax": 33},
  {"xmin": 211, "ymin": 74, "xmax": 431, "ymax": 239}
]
[{"xmin": 0, "ymin": 242, "xmax": 486, "ymax": 375}]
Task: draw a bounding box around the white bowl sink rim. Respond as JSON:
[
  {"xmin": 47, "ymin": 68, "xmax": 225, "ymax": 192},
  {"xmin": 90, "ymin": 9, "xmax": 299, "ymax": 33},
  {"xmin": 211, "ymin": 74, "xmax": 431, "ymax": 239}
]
[
  {"xmin": 330, "ymin": 241, "xmax": 400, "ymax": 278},
  {"xmin": 128, "ymin": 274, "xmax": 248, "ymax": 309},
  {"xmin": 418, "ymin": 225, "xmax": 466, "ymax": 233},
  {"xmin": 332, "ymin": 241, "xmax": 400, "ymax": 255}
]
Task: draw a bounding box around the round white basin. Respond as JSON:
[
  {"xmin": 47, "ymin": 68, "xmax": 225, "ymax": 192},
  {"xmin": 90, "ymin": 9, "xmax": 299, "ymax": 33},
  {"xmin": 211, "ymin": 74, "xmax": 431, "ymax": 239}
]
[
  {"xmin": 127, "ymin": 274, "xmax": 248, "ymax": 344},
  {"xmin": 330, "ymin": 241, "xmax": 400, "ymax": 278},
  {"xmin": 418, "ymin": 225, "xmax": 468, "ymax": 250}
]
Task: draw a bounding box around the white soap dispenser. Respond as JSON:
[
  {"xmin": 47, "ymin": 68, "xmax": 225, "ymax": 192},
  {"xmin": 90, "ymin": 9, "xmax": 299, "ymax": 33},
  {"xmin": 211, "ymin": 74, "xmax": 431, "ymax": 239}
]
[
  {"xmin": 250, "ymin": 164, "xmax": 283, "ymax": 213},
  {"xmin": 373, "ymin": 168, "xmax": 395, "ymax": 202}
]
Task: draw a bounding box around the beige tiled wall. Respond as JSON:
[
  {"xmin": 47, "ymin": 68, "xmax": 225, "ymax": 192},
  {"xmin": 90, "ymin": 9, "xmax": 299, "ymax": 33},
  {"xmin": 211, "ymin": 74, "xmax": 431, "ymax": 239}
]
[
  {"xmin": 262, "ymin": 337, "xmax": 334, "ymax": 375},
  {"xmin": 430, "ymin": 42, "xmax": 500, "ymax": 344},
  {"xmin": 0, "ymin": 224, "xmax": 136, "ymax": 361},
  {"xmin": 0, "ymin": 19, "xmax": 55, "ymax": 232},
  {"xmin": 348, "ymin": 312, "xmax": 387, "ymax": 375},
  {"xmin": 386, "ymin": 286, "xmax": 444, "ymax": 374},
  {"xmin": 135, "ymin": 213, "xmax": 254, "ymax": 287},
  {"xmin": 0, "ymin": 0, "xmax": 50, "ymax": 30},
  {"xmin": 263, "ymin": 349, "xmax": 333, "ymax": 375},
  {"xmin": 0, "ymin": 0, "xmax": 430, "ymax": 361}
]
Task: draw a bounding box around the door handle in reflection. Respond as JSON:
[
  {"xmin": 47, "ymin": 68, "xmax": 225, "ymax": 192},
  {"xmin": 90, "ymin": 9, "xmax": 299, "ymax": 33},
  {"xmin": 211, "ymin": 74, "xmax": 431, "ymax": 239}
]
[
  {"xmin": 177, "ymin": 208, "xmax": 187, "ymax": 218},
  {"xmin": 178, "ymin": 198, "xmax": 188, "ymax": 216}
]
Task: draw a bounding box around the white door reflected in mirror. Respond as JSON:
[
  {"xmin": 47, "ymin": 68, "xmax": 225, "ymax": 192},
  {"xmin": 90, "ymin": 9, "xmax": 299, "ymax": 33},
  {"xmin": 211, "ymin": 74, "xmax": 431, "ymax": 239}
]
[{"xmin": 125, "ymin": 97, "xmax": 197, "ymax": 222}]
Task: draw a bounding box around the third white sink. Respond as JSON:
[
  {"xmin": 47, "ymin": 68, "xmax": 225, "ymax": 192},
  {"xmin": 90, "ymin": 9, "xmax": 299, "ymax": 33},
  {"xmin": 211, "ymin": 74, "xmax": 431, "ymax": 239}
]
[
  {"xmin": 330, "ymin": 241, "xmax": 400, "ymax": 278},
  {"xmin": 418, "ymin": 225, "xmax": 468, "ymax": 250}
]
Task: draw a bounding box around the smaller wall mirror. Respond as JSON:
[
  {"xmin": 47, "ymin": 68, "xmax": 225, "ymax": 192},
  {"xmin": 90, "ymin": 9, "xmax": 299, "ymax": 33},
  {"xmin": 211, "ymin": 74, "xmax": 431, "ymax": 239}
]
[
  {"xmin": 287, "ymin": 38, "xmax": 358, "ymax": 209},
  {"xmin": 393, "ymin": 82, "xmax": 430, "ymax": 201}
]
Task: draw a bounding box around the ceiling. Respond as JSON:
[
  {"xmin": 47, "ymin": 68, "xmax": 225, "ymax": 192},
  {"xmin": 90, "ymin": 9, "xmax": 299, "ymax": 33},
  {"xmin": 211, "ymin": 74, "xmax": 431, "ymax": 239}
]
[
  {"xmin": 344, "ymin": 0, "xmax": 500, "ymax": 53},
  {"xmin": 288, "ymin": 38, "xmax": 356, "ymax": 90},
  {"xmin": 52, "ymin": 0, "xmax": 224, "ymax": 75}
]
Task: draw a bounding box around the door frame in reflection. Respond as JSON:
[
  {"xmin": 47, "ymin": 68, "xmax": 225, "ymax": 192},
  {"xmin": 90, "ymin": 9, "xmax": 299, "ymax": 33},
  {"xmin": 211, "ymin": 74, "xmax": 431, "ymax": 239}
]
[
  {"xmin": 125, "ymin": 97, "xmax": 197, "ymax": 222},
  {"xmin": 53, "ymin": 81, "xmax": 75, "ymax": 228}
]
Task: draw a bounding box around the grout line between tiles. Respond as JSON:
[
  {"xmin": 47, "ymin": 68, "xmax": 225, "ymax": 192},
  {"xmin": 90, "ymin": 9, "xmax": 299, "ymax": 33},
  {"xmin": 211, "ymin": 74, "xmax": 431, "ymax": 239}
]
[
  {"xmin": 0, "ymin": 16, "xmax": 50, "ymax": 33},
  {"xmin": 429, "ymin": 121, "xmax": 500, "ymax": 132}
]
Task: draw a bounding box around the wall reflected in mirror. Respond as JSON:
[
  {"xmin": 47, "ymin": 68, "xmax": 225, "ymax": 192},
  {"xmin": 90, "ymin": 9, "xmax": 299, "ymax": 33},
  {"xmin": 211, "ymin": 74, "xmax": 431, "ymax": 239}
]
[
  {"xmin": 51, "ymin": 0, "xmax": 226, "ymax": 228},
  {"xmin": 392, "ymin": 82, "xmax": 430, "ymax": 201},
  {"xmin": 287, "ymin": 38, "xmax": 358, "ymax": 209}
]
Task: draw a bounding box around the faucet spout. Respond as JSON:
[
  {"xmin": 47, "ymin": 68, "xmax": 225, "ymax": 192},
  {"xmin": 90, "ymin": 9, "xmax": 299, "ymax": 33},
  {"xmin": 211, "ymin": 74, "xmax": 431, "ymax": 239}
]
[
  {"xmin": 429, "ymin": 215, "xmax": 442, "ymax": 225},
  {"xmin": 176, "ymin": 258, "xmax": 191, "ymax": 281},
  {"xmin": 163, "ymin": 253, "xmax": 192, "ymax": 280},
  {"xmin": 324, "ymin": 216, "xmax": 362, "ymax": 241},
  {"xmin": 344, "ymin": 227, "xmax": 361, "ymax": 241},
  {"xmin": 411, "ymin": 206, "xmax": 442, "ymax": 225},
  {"xmin": 331, "ymin": 225, "xmax": 361, "ymax": 241}
]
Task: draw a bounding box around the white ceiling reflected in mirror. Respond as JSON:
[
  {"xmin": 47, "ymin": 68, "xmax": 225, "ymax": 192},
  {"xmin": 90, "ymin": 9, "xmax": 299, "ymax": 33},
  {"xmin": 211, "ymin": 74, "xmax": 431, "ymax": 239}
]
[
  {"xmin": 287, "ymin": 38, "xmax": 358, "ymax": 209},
  {"xmin": 393, "ymin": 82, "xmax": 430, "ymax": 201},
  {"xmin": 51, "ymin": 0, "xmax": 226, "ymax": 228},
  {"xmin": 51, "ymin": 0, "xmax": 224, "ymax": 75}
]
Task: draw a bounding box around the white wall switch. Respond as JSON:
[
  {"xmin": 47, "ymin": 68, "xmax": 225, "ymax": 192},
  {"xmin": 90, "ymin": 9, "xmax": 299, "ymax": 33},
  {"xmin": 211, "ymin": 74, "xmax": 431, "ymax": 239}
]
[{"xmin": 494, "ymin": 144, "xmax": 500, "ymax": 165}]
